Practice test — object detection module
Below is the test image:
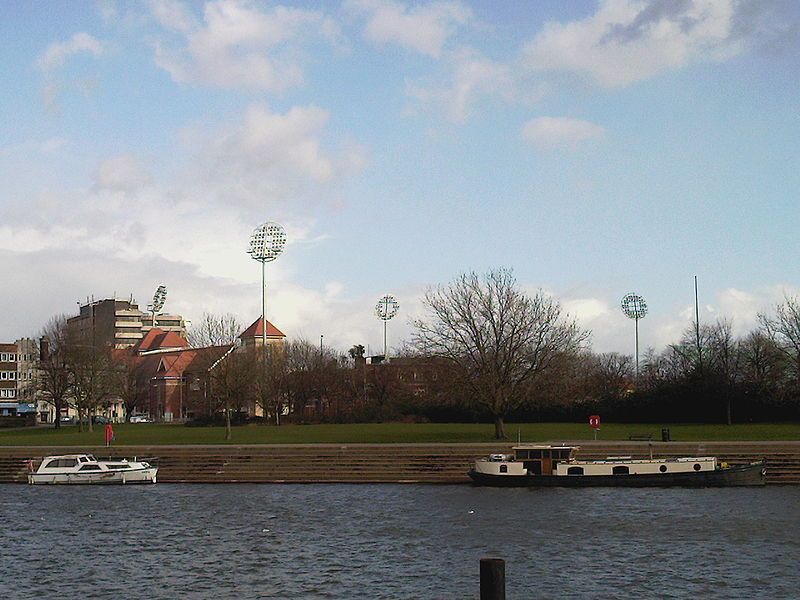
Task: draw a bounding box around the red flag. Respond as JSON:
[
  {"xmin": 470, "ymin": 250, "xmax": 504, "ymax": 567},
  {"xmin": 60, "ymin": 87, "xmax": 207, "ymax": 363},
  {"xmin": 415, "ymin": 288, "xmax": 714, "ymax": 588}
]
[{"xmin": 105, "ymin": 423, "xmax": 115, "ymax": 447}]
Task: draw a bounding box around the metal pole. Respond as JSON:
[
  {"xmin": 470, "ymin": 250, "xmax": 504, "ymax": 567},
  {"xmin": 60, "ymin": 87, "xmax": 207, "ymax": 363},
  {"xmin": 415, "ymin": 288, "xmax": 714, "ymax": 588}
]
[
  {"xmin": 694, "ymin": 275, "xmax": 702, "ymax": 373},
  {"xmin": 383, "ymin": 320, "xmax": 387, "ymax": 362},
  {"xmin": 634, "ymin": 316, "xmax": 640, "ymax": 379},
  {"xmin": 262, "ymin": 260, "xmax": 267, "ymax": 348}
]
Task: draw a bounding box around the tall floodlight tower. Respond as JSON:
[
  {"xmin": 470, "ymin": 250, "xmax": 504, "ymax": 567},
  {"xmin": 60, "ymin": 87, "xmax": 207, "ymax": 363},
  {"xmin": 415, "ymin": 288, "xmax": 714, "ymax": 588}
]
[
  {"xmin": 375, "ymin": 294, "xmax": 399, "ymax": 362},
  {"xmin": 149, "ymin": 285, "xmax": 167, "ymax": 327},
  {"xmin": 248, "ymin": 222, "xmax": 286, "ymax": 347},
  {"xmin": 621, "ymin": 293, "xmax": 648, "ymax": 379}
]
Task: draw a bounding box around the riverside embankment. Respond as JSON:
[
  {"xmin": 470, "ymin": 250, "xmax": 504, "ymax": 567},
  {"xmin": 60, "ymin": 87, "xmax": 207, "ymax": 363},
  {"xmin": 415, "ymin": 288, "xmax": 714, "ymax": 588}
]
[{"xmin": 1, "ymin": 441, "xmax": 799, "ymax": 484}]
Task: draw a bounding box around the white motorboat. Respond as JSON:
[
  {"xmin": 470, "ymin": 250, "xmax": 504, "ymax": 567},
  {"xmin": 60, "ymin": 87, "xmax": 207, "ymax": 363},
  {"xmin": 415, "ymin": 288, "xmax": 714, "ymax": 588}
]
[{"xmin": 28, "ymin": 454, "xmax": 158, "ymax": 485}]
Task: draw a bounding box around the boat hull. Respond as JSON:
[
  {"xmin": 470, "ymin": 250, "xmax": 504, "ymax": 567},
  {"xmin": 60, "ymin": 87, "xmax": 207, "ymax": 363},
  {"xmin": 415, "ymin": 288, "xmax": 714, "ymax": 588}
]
[
  {"xmin": 28, "ymin": 467, "xmax": 158, "ymax": 485},
  {"xmin": 468, "ymin": 462, "xmax": 766, "ymax": 487}
]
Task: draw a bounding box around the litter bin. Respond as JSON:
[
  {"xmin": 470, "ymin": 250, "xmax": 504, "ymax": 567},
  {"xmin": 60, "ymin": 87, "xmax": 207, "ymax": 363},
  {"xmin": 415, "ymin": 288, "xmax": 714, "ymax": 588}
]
[{"xmin": 661, "ymin": 428, "xmax": 671, "ymax": 442}]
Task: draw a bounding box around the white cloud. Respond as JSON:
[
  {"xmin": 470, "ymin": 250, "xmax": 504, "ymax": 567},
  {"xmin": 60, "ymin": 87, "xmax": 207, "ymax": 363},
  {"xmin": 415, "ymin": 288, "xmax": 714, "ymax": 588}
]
[
  {"xmin": 151, "ymin": 0, "xmax": 340, "ymax": 91},
  {"xmin": 521, "ymin": 116, "xmax": 605, "ymax": 150},
  {"xmin": 522, "ymin": 0, "xmax": 745, "ymax": 87},
  {"xmin": 189, "ymin": 103, "xmax": 367, "ymax": 212},
  {"xmin": 93, "ymin": 154, "xmax": 152, "ymax": 192},
  {"xmin": 149, "ymin": 0, "xmax": 196, "ymax": 32},
  {"xmin": 37, "ymin": 32, "xmax": 105, "ymax": 71},
  {"xmin": 406, "ymin": 48, "xmax": 529, "ymax": 122},
  {"xmin": 346, "ymin": 0, "xmax": 471, "ymax": 58}
]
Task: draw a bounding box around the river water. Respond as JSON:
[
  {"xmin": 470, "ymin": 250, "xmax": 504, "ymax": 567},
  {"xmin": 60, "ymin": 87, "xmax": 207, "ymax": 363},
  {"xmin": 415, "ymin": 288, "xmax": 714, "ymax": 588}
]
[{"xmin": 1, "ymin": 484, "xmax": 797, "ymax": 599}]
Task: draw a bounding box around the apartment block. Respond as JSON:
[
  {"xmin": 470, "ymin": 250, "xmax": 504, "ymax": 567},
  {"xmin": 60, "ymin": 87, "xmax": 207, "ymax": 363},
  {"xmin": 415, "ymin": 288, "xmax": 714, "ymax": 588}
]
[
  {"xmin": 0, "ymin": 338, "xmax": 37, "ymax": 416},
  {"xmin": 68, "ymin": 298, "xmax": 187, "ymax": 349}
]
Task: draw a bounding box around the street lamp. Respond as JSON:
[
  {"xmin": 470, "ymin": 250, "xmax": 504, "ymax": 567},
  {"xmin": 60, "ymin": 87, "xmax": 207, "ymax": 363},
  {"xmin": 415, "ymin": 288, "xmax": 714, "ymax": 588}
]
[
  {"xmin": 248, "ymin": 222, "xmax": 286, "ymax": 347},
  {"xmin": 621, "ymin": 292, "xmax": 648, "ymax": 379},
  {"xmin": 375, "ymin": 294, "xmax": 399, "ymax": 362}
]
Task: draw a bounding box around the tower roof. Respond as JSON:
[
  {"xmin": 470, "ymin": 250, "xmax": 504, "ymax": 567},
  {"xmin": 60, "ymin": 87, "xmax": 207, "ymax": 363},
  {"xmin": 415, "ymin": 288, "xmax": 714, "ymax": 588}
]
[{"xmin": 239, "ymin": 317, "xmax": 286, "ymax": 339}]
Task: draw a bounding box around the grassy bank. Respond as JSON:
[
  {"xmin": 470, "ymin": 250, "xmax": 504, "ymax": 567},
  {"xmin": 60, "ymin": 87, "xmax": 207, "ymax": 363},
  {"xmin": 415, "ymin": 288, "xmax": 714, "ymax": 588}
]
[{"xmin": 1, "ymin": 422, "xmax": 799, "ymax": 446}]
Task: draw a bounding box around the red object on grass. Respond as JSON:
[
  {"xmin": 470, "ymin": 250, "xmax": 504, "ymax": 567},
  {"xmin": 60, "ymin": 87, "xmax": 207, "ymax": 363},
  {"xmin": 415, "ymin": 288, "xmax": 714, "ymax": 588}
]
[
  {"xmin": 105, "ymin": 423, "xmax": 115, "ymax": 446},
  {"xmin": 589, "ymin": 415, "xmax": 601, "ymax": 429}
]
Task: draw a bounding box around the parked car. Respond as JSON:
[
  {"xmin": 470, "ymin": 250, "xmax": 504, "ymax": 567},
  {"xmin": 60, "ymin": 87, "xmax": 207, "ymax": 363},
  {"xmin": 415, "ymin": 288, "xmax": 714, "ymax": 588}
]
[
  {"xmin": 91, "ymin": 415, "xmax": 111, "ymax": 425},
  {"xmin": 59, "ymin": 416, "xmax": 74, "ymax": 425},
  {"xmin": 130, "ymin": 415, "xmax": 152, "ymax": 423}
]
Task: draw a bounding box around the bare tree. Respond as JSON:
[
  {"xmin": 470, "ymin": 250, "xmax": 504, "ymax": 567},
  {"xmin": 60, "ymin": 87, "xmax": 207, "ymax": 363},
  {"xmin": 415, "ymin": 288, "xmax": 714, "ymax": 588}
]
[
  {"xmin": 37, "ymin": 316, "xmax": 72, "ymax": 428},
  {"xmin": 759, "ymin": 295, "xmax": 800, "ymax": 385},
  {"xmin": 706, "ymin": 319, "xmax": 741, "ymax": 425},
  {"xmin": 252, "ymin": 344, "xmax": 291, "ymax": 425},
  {"xmin": 68, "ymin": 344, "xmax": 111, "ymax": 433},
  {"xmin": 107, "ymin": 351, "xmax": 147, "ymax": 422},
  {"xmin": 207, "ymin": 347, "xmax": 253, "ymax": 440},
  {"xmin": 412, "ymin": 268, "xmax": 589, "ymax": 439},
  {"xmin": 189, "ymin": 312, "xmax": 242, "ymax": 347}
]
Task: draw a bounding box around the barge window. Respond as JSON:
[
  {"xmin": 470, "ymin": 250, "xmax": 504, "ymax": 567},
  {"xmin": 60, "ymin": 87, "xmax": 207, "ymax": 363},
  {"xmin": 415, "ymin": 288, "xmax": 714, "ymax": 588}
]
[
  {"xmin": 612, "ymin": 466, "xmax": 629, "ymax": 475},
  {"xmin": 79, "ymin": 464, "xmax": 101, "ymax": 471},
  {"xmin": 516, "ymin": 451, "xmax": 529, "ymax": 460},
  {"xmin": 499, "ymin": 465, "xmax": 508, "ymax": 473},
  {"xmin": 567, "ymin": 466, "xmax": 584, "ymax": 475}
]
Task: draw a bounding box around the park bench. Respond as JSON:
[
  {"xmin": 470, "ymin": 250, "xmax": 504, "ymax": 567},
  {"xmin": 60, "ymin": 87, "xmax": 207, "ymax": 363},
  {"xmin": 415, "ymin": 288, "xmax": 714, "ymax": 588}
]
[{"xmin": 628, "ymin": 433, "xmax": 653, "ymax": 441}]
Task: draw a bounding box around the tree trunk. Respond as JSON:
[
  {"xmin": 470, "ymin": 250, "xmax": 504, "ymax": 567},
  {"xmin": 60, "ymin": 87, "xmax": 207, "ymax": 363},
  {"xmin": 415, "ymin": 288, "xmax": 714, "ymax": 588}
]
[
  {"xmin": 225, "ymin": 400, "xmax": 232, "ymax": 441},
  {"xmin": 494, "ymin": 415, "xmax": 506, "ymax": 440},
  {"xmin": 726, "ymin": 395, "xmax": 732, "ymax": 426},
  {"xmin": 53, "ymin": 398, "xmax": 61, "ymax": 429},
  {"xmin": 78, "ymin": 408, "xmax": 84, "ymax": 433},
  {"xmin": 87, "ymin": 409, "xmax": 94, "ymax": 433}
]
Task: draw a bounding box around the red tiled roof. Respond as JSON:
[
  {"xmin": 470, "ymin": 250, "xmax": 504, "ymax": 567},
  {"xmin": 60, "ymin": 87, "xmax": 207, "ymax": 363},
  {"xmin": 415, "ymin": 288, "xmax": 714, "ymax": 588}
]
[
  {"xmin": 239, "ymin": 317, "xmax": 285, "ymax": 339},
  {"xmin": 138, "ymin": 345, "xmax": 234, "ymax": 379},
  {"xmin": 131, "ymin": 328, "xmax": 189, "ymax": 354}
]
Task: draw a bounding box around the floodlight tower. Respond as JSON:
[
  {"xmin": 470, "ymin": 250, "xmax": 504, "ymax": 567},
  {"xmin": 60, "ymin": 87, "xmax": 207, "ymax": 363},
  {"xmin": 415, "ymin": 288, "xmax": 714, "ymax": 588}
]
[
  {"xmin": 149, "ymin": 285, "xmax": 167, "ymax": 328},
  {"xmin": 375, "ymin": 294, "xmax": 399, "ymax": 362},
  {"xmin": 621, "ymin": 292, "xmax": 648, "ymax": 379},
  {"xmin": 248, "ymin": 221, "xmax": 286, "ymax": 347}
]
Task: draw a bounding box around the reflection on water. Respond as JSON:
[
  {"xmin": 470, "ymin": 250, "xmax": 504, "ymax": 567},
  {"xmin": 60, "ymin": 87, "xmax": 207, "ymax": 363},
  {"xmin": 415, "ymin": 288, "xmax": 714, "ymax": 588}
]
[{"xmin": 1, "ymin": 484, "xmax": 798, "ymax": 599}]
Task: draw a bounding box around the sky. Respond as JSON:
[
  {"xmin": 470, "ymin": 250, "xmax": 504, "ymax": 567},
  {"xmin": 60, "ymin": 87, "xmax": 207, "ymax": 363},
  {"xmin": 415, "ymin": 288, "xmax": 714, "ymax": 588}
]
[{"xmin": 1, "ymin": 0, "xmax": 799, "ymax": 356}]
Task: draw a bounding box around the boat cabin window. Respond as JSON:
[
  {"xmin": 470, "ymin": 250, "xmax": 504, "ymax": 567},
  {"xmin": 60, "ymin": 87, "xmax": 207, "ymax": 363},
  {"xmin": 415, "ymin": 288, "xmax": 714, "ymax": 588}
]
[
  {"xmin": 108, "ymin": 464, "xmax": 131, "ymax": 469},
  {"xmin": 516, "ymin": 450, "xmax": 529, "ymax": 460},
  {"xmin": 79, "ymin": 457, "xmax": 89, "ymax": 463},
  {"xmin": 45, "ymin": 458, "xmax": 78, "ymax": 468},
  {"xmin": 499, "ymin": 465, "xmax": 507, "ymax": 473},
  {"xmin": 79, "ymin": 464, "xmax": 101, "ymax": 471},
  {"xmin": 567, "ymin": 466, "xmax": 584, "ymax": 475},
  {"xmin": 612, "ymin": 466, "xmax": 630, "ymax": 475}
]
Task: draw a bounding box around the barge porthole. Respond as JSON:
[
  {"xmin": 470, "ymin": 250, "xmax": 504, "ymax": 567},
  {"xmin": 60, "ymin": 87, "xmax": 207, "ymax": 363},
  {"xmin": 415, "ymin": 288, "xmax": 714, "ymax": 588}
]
[
  {"xmin": 693, "ymin": 463, "xmax": 701, "ymax": 471},
  {"xmin": 659, "ymin": 465, "xmax": 667, "ymax": 473}
]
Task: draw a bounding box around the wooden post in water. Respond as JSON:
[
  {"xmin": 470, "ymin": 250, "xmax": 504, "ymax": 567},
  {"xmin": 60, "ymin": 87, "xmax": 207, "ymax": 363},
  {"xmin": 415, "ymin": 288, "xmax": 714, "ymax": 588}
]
[{"xmin": 480, "ymin": 558, "xmax": 505, "ymax": 600}]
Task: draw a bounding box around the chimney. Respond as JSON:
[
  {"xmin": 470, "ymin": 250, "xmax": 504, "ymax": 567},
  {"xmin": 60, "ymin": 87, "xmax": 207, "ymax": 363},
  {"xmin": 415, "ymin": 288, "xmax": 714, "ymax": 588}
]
[{"xmin": 39, "ymin": 336, "xmax": 50, "ymax": 361}]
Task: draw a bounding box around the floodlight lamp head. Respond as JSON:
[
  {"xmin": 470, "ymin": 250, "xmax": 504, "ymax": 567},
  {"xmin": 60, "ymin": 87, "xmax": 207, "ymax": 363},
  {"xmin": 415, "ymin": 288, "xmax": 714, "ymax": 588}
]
[
  {"xmin": 248, "ymin": 221, "xmax": 286, "ymax": 263},
  {"xmin": 152, "ymin": 285, "xmax": 167, "ymax": 313},
  {"xmin": 375, "ymin": 294, "xmax": 399, "ymax": 321},
  {"xmin": 621, "ymin": 293, "xmax": 648, "ymax": 320}
]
